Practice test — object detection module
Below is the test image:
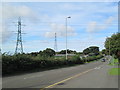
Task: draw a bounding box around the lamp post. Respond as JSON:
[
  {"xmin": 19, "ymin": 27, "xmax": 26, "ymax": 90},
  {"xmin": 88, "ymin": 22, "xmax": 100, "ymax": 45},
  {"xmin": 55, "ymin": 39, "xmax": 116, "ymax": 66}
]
[
  {"xmin": 66, "ymin": 16, "xmax": 71, "ymax": 60},
  {"xmin": 109, "ymin": 40, "xmax": 110, "ymax": 56},
  {"xmin": 107, "ymin": 36, "xmax": 111, "ymax": 62},
  {"xmin": 107, "ymin": 37, "xmax": 110, "ymax": 56}
]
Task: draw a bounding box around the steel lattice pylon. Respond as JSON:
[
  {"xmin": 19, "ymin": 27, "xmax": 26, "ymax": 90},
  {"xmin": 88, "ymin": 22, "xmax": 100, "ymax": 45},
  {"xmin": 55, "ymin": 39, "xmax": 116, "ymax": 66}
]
[{"xmin": 15, "ymin": 17, "xmax": 23, "ymax": 54}]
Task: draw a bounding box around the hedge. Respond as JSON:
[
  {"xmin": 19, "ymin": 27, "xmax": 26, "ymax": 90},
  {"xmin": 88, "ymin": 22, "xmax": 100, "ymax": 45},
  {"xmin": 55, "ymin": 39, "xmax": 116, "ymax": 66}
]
[{"xmin": 2, "ymin": 54, "xmax": 103, "ymax": 75}]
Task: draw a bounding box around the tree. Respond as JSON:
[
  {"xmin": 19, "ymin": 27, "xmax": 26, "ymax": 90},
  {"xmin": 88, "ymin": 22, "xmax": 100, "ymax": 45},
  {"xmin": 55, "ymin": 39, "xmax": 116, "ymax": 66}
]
[
  {"xmin": 83, "ymin": 46, "xmax": 99, "ymax": 55},
  {"xmin": 105, "ymin": 33, "xmax": 120, "ymax": 63},
  {"xmin": 42, "ymin": 48, "xmax": 55, "ymax": 57},
  {"xmin": 83, "ymin": 48, "xmax": 90, "ymax": 55},
  {"xmin": 89, "ymin": 46, "xmax": 99, "ymax": 55},
  {"xmin": 58, "ymin": 50, "xmax": 66, "ymax": 54},
  {"xmin": 58, "ymin": 49, "xmax": 77, "ymax": 54},
  {"xmin": 30, "ymin": 52, "xmax": 38, "ymax": 56},
  {"xmin": 101, "ymin": 49, "xmax": 107, "ymax": 55}
]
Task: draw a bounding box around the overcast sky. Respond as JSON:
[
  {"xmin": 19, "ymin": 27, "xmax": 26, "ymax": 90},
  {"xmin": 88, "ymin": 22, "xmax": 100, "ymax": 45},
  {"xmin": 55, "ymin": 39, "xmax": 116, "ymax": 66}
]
[{"xmin": 1, "ymin": 1, "xmax": 118, "ymax": 54}]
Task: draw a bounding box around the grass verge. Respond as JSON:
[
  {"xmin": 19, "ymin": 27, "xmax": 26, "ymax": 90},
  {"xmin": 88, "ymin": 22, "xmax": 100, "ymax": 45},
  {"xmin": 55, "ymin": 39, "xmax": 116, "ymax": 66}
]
[
  {"xmin": 108, "ymin": 58, "xmax": 119, "ymax": 66},
  {"xmin": 108, "ymin": 68, "xmax": 120, "ymax": 75}
]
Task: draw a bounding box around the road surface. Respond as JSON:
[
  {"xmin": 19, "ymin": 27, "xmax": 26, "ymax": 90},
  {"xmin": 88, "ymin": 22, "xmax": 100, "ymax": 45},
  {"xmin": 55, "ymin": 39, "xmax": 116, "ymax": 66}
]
[{"xmin": 2, "ymin": 60, "xmax": 118, "ymax": 89}]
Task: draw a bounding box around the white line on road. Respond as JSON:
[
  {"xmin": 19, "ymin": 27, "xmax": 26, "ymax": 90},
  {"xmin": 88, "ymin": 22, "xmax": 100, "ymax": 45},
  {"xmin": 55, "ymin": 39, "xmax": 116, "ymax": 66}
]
[
  {"xmin": 94, "ymin": 67, "xmax": 101, "ymax": 69},
  {"xmin": 23, "ymin": 74, "xmax": 44, "ymax": 80}
]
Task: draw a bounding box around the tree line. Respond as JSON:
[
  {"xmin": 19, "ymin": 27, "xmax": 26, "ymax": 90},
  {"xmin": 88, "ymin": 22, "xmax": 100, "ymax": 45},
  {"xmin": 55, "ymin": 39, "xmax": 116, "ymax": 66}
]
[{"xmin": 104, "ymin": 33, "xmax": 120, "ymax": 63}]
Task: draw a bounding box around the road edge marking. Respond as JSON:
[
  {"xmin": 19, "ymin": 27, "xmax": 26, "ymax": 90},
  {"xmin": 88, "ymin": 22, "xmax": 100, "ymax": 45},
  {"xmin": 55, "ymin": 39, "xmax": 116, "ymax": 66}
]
[{"xmin": 41, "ymin": 68, "xmax": 94, "ymax": 89}]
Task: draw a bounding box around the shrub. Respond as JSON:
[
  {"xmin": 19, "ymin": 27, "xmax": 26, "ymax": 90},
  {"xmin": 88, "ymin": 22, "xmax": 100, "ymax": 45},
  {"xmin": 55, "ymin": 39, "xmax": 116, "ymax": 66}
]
[
  {"xmin": 67, "ymin": 55, "xmax": 84, "ymax": 65},
  {"xmin": 84, "ymin": 55, "xmax": 103, "ymax": 62},
  {"xmin": 2, "ymin": 53, "xmax": 102, "ymax": 75}
]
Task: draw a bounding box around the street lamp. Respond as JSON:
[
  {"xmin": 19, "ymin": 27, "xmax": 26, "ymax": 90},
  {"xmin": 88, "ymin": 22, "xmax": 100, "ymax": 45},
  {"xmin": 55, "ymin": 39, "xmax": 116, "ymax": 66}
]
[
  {"xmin": 106, "ymin": 36, "xmax": 111, "ymax": 63},
  {"xmin": 107, "ymin": 37, "xmax": 110, "ymax": 56},
  {"xmin": 66, "ymin": 16, "xmax": 71, "ymax": 60}
]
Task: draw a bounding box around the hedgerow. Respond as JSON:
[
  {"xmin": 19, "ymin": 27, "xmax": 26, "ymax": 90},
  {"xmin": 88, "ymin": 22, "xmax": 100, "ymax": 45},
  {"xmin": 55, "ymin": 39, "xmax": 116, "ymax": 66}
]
[{"xmin": 2, "ymin": 53, "xmax": 103, "ymax": 75}]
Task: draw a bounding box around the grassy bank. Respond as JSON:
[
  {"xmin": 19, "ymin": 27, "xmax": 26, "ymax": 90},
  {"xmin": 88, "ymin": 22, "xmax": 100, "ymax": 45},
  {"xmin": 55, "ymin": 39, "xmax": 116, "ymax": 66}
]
[
  {"xmin": 109, "ymin": 68, "xmax": 120, "ymax": 75},
  {"xmin": 109, "ymin": 58, "xmax": 119, "ymax": 66},
  {"xmin": 108, "ymin": 57, "xmax": 119, "ymax": 75}
]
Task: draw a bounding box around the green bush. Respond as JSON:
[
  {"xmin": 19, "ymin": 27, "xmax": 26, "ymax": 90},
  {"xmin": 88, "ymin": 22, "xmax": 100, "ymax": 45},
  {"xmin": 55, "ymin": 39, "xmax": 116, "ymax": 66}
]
[
  {"xmin": 2, "ymin": 53, "xmax": 103, "ymax": 75},
  {"xmin": 67, "ymin": 55, "xmax": 85, "ymax": 65},
  {"xmin": 84, "ymin": 55, "xmax": 103, "ymax": 62}
]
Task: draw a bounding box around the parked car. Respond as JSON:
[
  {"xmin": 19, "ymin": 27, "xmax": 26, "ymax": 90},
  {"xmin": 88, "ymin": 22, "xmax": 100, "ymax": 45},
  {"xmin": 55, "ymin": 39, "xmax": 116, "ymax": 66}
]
[{"xmin": 101, "ymin": 58, "xmax": 105, "ymax": 62}]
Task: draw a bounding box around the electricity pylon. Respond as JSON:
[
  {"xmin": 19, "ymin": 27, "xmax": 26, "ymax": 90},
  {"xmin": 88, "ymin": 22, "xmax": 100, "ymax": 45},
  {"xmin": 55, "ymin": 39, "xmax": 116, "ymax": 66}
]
[{"xmin": 15, "ymin": 17, "xmax": 23, "ymax": 54}]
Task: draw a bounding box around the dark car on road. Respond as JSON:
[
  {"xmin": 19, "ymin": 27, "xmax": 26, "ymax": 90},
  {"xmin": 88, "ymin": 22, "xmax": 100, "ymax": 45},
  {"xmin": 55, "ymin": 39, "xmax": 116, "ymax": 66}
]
[{"xmin": 101, "ymin": 58, "xmax": 106, "ymax": 62}]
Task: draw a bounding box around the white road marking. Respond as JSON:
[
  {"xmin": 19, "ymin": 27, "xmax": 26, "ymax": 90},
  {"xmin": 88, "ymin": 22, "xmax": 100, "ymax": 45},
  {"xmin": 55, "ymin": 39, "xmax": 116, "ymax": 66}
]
[
  {"xmin": 94, "ymin": 67, "xmax": 101, "ymax": 69},
  {"xmin": 23, "ymin": 74, "xmax": 44, "ymax": 80}
]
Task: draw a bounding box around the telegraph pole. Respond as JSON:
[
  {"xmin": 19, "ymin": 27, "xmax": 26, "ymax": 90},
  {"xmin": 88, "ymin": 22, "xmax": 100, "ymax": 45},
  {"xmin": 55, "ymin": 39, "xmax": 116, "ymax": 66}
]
[{"xmin": 15, "ymin": 17, "xmax": 23, "ymax": 54}]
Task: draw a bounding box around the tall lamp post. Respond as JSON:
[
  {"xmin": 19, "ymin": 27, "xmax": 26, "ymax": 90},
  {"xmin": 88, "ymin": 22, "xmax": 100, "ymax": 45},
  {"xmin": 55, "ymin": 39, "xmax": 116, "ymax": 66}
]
[
  {"xmin": 107, "ymin": 37, "xmax": 110, "ymax": 56},
  {"xmin": 66, "ymin": 16, "xmax": 71, "ymax": 60},
  {"xmin": 107, "ymin": 36, "xmax": 111, "ymax": 62}
]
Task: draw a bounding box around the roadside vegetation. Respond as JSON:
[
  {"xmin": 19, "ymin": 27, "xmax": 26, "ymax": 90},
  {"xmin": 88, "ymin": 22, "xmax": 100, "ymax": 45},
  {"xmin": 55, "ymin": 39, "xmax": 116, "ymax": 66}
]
[
  {"xmin": 104, "ymin": 33, "xmax": 120, "ymax": 64},
  {"xmin": 109, "ymin": 58, "xmax": 119, "ymax": 66},
  {"xmin": 108, "ymin": 58, "xmax": 120, "ymax": 75},
  {"xmin": 2, "ymin": 47, "xmax": 103, "ymax": 75},
  {"xmin": 2, "ymin": 33, "xmax": 120, "ymax": 76},
  {"xmin": 103, "ymin": 33, "xmax": 120, "ymax": 75},
  {"xmin": 109, "ymin": 68, "xmax": 120, "ymax": 75}
]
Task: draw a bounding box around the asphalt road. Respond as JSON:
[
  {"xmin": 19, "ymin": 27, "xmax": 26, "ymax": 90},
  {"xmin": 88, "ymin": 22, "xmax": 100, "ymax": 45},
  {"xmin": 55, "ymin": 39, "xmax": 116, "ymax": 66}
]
[{"xmin": 2, "ymin": 60, "xmax": 118, "ymax": 88}]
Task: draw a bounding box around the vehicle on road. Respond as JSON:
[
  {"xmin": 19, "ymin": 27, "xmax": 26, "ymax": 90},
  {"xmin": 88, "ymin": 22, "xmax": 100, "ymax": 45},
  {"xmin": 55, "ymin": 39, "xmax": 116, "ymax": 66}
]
[{"xmin": 101, "ymin": 58, "xmax": 106, "ymax": 62}]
